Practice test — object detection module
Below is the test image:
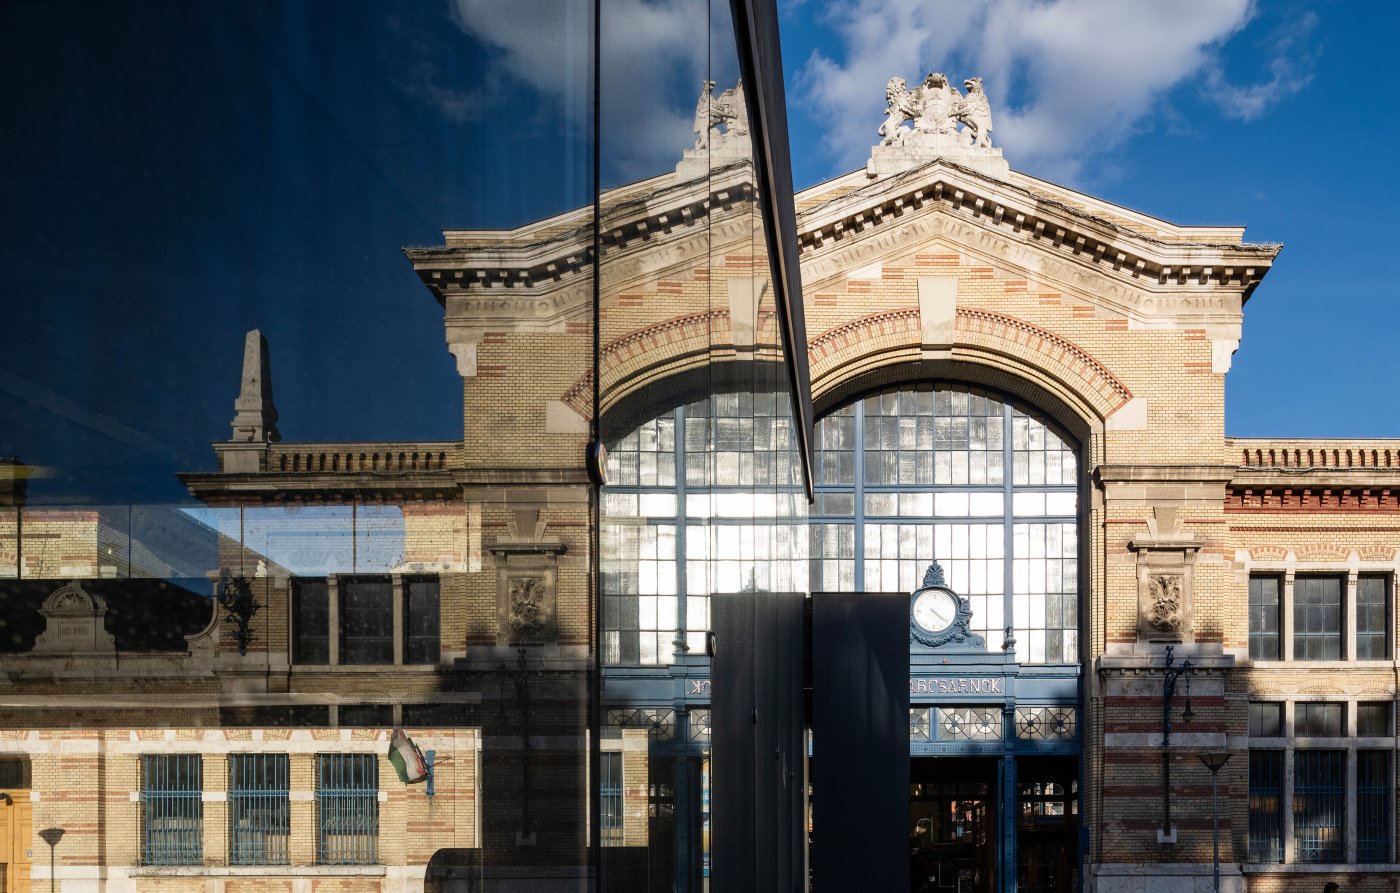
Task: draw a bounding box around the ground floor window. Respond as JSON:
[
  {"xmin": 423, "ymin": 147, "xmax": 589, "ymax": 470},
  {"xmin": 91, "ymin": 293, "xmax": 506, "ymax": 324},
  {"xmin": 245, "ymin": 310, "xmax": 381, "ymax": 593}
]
[
  {"xmin": 316, "ymin": 754, "xmax": 378, "ymax": 864},
  {"xmin": 229, "ymin": 753, "xmax": 290, "ymax": 865},
  {"xmin": 141, "ymin": 754, "xmax": 202, "ymax": 865},
  {"xmin": 1294, "ymin": 750, "xmax": 1346, "ymax": 863},
  {"xmin": 1247, "ymin": 750, "xmax": 1284, "ymax": 862}
]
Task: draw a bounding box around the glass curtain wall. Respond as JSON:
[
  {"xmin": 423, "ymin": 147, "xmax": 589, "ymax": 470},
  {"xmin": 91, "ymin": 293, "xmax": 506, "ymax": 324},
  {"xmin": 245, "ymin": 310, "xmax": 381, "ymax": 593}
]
[{"xmin": 597, "ymin": 0, "xmax": 805, "ymax": 889}]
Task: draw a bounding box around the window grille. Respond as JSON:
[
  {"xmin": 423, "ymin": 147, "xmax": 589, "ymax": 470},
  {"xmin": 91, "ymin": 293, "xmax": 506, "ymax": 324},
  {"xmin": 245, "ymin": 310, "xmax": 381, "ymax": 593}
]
[
  {"xmin": 141, "ymin": 754, "xmax": 202, "ymax": 865},
  {"xmin": 1247, "ymin": 750, "xmax": 1284, "ymax": 862},
  {"xmin": 1356, "ymin": 575, "xmax": 1389, "ymax": 660},
  {"xmin": 316, "ymin": 754, "xmax": 378, "ymax": 864},
  {"xmin": 1293, "ymin": 577, "xmax": 1342, "ymax": 660},
  {"xmin": 600, "ymin": 752, "xmax": 623, "ymax": 846},
  {"xmin": 404, "ymin": 576, "xmax": 440, "ymax": 665},
  {"xmin": 1248, "ymin": 576, "xmax": 1280, "ymax": 660},
  {"xmin": 688, "ymin": 709, "xmax": 712, "ymax": 743},
  {"xmin": 910, "ymin": 708, "xmax": 932, "ymax": 741},
  {"xmin": 1358, "ymin": 750, "xmax": 1392, "ymax": 863},
  {"xmin": 229, "ymin": 754, "xmax": 289, "ymax": 865},
  {"xmin": 1294, "ymin": 750, "xmax": 1345, "ymax": 863},
  {"xmin": 938, "ymin": 707, "xmax": 1002, "ymax": 740},
  {"xmin": 1015, "ymin": 706, "xmax": 1076, "ymax": 741}
]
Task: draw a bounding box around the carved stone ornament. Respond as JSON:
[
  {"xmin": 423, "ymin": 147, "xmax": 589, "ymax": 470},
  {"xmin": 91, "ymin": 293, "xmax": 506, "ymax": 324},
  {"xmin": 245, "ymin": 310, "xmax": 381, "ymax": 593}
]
[
  {"xmin": 33, "ymin": 580, "xmax": 116, "ymax": 655},
  {"xmin": 1146, "ymin": 574, "xmax": 1183, "ymax": 633},
  {"xmin": 1130, "ymin": 506, "xmax": 1200, "ymax": 643},
  {"xmin": 869, "ymin": 71, "xmax": 1009, "ymax": 180},
  {"xmin": 508, "ymin": 576, "xmax": 547, "ymax": 644},
  {"xmin": 489, "ymin": 508, "xmax": 566, "ymax": 647}
]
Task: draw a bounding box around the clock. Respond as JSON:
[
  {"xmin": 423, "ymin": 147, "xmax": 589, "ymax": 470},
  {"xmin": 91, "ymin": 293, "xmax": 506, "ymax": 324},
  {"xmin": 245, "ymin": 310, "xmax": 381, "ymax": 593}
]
[{"xmin": 912, "ymin": 587, "xmax": 960, "ymax": 635}]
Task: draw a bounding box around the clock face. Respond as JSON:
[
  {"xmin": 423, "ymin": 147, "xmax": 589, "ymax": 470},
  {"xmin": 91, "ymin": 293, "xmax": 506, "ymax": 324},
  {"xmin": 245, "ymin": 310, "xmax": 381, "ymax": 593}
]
[{"xmin": 912, "ymin": 588, "xmax": 959, "ymax": 633}]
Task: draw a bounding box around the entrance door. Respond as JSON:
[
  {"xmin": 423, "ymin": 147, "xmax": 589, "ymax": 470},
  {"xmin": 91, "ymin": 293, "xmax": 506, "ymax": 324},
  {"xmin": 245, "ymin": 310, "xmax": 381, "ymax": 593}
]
[
  {"xmin": 0, "ymin": 784, "xmax": 32, "ymax": 893},
  {"xmin": 1015, "ymin": 757, "xmax": 1078, "ymax": 893},
  {"xmin": 908, "ymin": 758, "xmax": 996, "ymax": 893}
]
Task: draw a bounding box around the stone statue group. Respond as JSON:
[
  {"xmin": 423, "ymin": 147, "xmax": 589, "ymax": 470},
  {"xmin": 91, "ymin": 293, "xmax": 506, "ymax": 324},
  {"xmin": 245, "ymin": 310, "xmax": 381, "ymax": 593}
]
[
  {"xmin": 693, "ymin": 79, "xmax": 748, "ymax": 151},
  {"xmin": 879, "ymin": 73, "xmax": 993, "ymax": 149}
]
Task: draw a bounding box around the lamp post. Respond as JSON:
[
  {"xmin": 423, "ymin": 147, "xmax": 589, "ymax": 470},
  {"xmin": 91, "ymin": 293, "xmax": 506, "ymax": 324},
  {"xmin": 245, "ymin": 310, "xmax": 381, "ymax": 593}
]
[
  {"xmin": 1199, "ymin": 752, "xmax": 1231, "ymax": 893},
  {"xmin": 38, "ymin": 827, "xmax": 63, "ymax": 893},
  {"xmin": 1160, "ymin": 645, "xmax": 1194, "ymax": 838}
]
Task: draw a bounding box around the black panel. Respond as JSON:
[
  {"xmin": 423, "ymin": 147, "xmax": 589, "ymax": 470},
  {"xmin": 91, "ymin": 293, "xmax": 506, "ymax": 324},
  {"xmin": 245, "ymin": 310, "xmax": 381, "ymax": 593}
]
[
  {"xmin": 711, "ymin": 591, "xmax": 806, "ymax": 892},
  {"xmin": 811, "ymin": 592, "xmax": 910, "ymax": 891},
  {"xmin": 729, "ymin": 0, "xmax": 813, "ymax": 500}
]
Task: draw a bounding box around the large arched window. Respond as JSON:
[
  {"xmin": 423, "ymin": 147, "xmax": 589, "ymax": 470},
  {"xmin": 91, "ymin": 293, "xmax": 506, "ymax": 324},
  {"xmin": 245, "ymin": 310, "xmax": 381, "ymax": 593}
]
[
  {"xmin": 601, "ymin": 391, "xmax": 805, "ymax": 665},
  {"xmin": 601, "ymin": 382, "xmax": 1080, "ymax": 667},
  {"xmin": 812, "ymin": 384, "xmax": 1079, "ymax": 663}
]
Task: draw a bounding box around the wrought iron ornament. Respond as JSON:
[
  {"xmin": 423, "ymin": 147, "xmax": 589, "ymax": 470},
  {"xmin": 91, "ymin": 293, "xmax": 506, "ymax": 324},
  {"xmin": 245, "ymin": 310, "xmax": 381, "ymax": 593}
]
[{"xmin": 215, "ymin": 569, "xmax": 259, "ymax": 656}]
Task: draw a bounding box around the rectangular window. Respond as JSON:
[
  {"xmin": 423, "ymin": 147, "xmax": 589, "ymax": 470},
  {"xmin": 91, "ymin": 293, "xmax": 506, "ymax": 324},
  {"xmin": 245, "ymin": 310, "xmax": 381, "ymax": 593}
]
[
  {"xmin": 1247, "ymin": 750, "xmax": 1284, "ymax": 862},
  {"xmin": 600, "ymin": 751, "xmax": 623, "ymax": 846},
  {"xmin": 1358, "ymin": 750, "xmax": 1392, "ymax": 863},
  {"xmin": 1248, "ymin": 702, "xmax": 1283, "ymax": 737},
  {"xmin": 316, "ymin": 754, "xmax": 378, "ymax": 864},
  {"xmin": 1358, "ymin": 702, "xmax": 1391, "ymax": 737},
  {"xmin": 141, "ymin": 755, "xmax": 202, "ymax": 865},
  {"xmin": 1294, "ymin": 750, "xmax": 1346, "ymax": 863},
  {"xmin": 1295, "ymin": 702, "xmax": 1345, "ymax": 737},
  {"xmin": 228, "ymin": 754, "xmax": 289, "ymax": 865},
  {"xmin": 340, "ymin": 577, "xmax": 393, "ymax": 665},
  {"xmin": 1293, "ymin": 576, "xmax": 1342, "ymax": 660},
  {"xmin": 1248, "ymin": 575, "xmax": 1280, "ymax": 660},
  {"xmin": 293, "ymin": 578, "xmax": 329, "ymax": 664},
  {"xmin": 404, "ymin": 576, "xmax": 440, "ymax": 665},
  {"xmin": 1356, "ymin": 575, "xmax": 1389, "ymax": 660}
]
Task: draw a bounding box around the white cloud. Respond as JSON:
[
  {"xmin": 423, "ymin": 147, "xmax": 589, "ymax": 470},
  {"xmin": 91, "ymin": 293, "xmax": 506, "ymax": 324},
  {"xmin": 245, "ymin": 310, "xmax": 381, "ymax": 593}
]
[
  {"xmin": 795, "ymin": 0, "xmax": 1272, "ymax": 182},
  {"xmin": 452, "ymin": 0, "xmax": 734, "ymax": 181},
  {"xmin": 1202, "ymin": 11, "xmax": 1317, "ymax": 121}
]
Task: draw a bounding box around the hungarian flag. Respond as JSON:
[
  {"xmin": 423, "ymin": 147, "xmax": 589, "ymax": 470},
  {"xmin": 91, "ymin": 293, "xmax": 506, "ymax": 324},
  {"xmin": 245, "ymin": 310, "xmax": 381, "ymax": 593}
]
[{"xmin": 388, "ymin": 728, "xmax": 429, "ymax": 784}]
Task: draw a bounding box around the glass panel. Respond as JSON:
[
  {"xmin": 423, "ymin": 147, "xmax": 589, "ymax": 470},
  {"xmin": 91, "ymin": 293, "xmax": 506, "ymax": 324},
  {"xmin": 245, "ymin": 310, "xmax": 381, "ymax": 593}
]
[
  {"xmin": 1247, "ymin": 702, "xmax": 1282, "ymax": 737},
  {"xmin": 1356, "ymin": 575, "xmax": 1389, "ymax": 660},
  {"xmin": 404, "ymin": 576, "xmax": 440, "ymax": 665},
  {"xmin": 1358, "ymin": 702, "xmax": 1391, "ymax": 737},
  {"xmin": 1293, "ymin": 576, "xmax": 1342, "ymax": 660},
  {"xmin": 1294, "ymin": 702, "xmax": 1344, "ymax": 737},
  {"xmin": 292, "ymin": 578, "xmax": 329, "ymax": 665},
  {"xmin": 1358, "ymin": 750, "xmax": 1392, "ymax": 862},
  {"xmin": 1247, "ymin": 750, "xmax": 1284, "ymax": 862},
  {"xmin": 1293, "ymin": 750, "xmax": 1345, "ymax": 863},
  {"xmin": 1248, "ymin": 576, "xmax": 1280, "ymax": 661},
  {"xmin": 339, "ymin": 577, "xmax": 393, "ymax": 665}
]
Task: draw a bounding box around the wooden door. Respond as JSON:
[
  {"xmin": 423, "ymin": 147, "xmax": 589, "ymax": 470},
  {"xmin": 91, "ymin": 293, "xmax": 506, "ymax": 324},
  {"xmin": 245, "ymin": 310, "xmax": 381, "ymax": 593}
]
[{"xmin": 0, "ymin": 790, "xmax": 32, "ymax": 893}]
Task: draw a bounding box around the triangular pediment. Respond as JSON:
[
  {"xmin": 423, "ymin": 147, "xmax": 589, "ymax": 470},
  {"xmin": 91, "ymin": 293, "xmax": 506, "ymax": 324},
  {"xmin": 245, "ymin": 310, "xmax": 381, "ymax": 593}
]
[{"xmin": 792, "ymin": 160, "xmax": 1279, "ymax": 330}]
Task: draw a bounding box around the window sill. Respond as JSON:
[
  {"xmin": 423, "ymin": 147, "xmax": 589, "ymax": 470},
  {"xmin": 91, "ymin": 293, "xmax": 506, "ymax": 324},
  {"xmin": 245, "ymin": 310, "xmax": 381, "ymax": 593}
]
[
  {"xmin": 1244, "ymin": 660, "xmax": 1396, "ymax": 669},
  {"xmin": 130, "ymin": 866, "xmax": 385, "ymax": 877},
  {"xmin": 1242, "ymin": 864, "xmax": 1400, "ymax": 874}
]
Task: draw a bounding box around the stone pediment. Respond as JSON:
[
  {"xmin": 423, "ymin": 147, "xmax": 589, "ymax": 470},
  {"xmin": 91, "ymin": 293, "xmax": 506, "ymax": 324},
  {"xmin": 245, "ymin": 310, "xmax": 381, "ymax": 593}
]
[
  {"xmin": 405, "ymin": 156, "xmax": 1279, "ymax": 390},
  {"xmin": 794, "ymin": 160, "xmax": 1279, "ymax": 331}
]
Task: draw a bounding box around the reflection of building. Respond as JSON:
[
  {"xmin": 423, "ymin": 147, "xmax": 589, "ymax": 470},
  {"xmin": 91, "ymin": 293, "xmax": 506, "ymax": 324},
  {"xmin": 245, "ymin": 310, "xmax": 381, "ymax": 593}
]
[{"xmin": 2, "ymin": 42, "xmax": 1399, "ymax": 893}]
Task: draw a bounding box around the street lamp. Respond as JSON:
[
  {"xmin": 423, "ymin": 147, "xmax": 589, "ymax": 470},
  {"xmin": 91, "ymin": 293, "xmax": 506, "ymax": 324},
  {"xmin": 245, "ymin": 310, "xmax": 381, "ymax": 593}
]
[
  {"xmin": 38, "ymin": 827, "xmax": 63, "ymax": 893},
  {"xmin": 1199, "ymin": 752, "xmax": 1232, "ymax": 893},
  {"xmin": 1160, "ymin": 645, "xmax": 1194, "ymax": 839}
]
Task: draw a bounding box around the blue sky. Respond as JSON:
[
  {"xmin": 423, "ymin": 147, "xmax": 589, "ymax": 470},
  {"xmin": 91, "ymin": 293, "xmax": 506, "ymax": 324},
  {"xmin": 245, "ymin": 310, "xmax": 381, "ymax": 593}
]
[{"xmin": 1, "ymin": 0, "xmax": 1396, "ymax": 504}]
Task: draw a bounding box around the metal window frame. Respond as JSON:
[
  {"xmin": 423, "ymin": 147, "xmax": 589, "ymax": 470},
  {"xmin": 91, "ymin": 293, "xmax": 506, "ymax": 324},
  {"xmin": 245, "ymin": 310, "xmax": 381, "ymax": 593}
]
[
  {"xmin": 599, "ymin": 751, "xmax": 624, "ymax": 846},
  {"xmin": 141, "ymin": 754, "xmax": 203, "ymax": 866},
  {"xmin": 316, "ymin": 753, "xmax": 379, "ymax": 865},
  {"xmin": 228, "ymin": 753, "xmax": 290, "ymax": 866},
  {"xmin": 1247, "ymin": 749, "xmax": 1284, "ymax": 863}
]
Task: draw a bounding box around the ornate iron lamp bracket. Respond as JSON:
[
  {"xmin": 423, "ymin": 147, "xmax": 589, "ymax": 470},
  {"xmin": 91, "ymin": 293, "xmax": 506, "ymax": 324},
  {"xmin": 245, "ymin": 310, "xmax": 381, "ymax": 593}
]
[{"xmin": 216, "ymin": 569, "xmax": 259, "ymax": 656}]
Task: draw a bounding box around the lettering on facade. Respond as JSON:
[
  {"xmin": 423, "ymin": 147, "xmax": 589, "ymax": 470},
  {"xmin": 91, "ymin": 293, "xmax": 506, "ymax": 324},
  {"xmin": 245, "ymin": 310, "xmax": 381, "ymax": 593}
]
[
  {"xmin": 687, "ymin": 679, "xmax": 711, "ymax": 697},
  {"xmin": 909, "ymin": 677, "xmax": 1004, "ymax": 695}
]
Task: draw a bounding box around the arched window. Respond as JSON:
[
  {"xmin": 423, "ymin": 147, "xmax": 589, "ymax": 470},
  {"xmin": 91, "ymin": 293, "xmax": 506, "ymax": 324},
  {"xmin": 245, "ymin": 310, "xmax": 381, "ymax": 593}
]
[
  {"xmin": 601, "ymin": 391, "xmax": 804, "ymax": 666},
  {"xmin": 600, "ymin": 383, "xmax": 1079, "ymax": 666},
  {"xmin": 813, "ymin": 384, "xmax": 1079, "ymax": 663}
]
